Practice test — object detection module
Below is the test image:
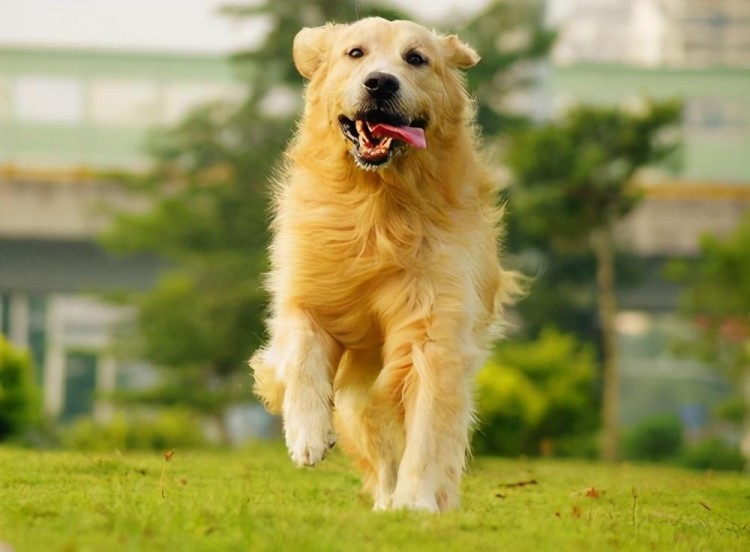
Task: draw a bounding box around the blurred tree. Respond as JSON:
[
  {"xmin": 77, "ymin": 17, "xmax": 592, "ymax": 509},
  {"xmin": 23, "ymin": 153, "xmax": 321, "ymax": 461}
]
[
  {"xmin": 666, "ymin": 213, "xmax": 750, "ymax": 468},
  {"xmin": 475, "ymin": 328, "xmax": 598, "ymax": 456},
  {"xmin": 0, "ymin": 335, "xmax": 39, "ymax": 441},
  {"xmin": 505, "ymin": 100, "xmax": 682, "ymax": 461}
]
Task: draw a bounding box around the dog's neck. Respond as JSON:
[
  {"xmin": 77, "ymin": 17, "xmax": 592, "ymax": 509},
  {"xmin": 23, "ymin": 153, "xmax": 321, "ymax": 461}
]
[{"xmin": 288, "ymin": 115, "xmax": 490, "ymax": 221}]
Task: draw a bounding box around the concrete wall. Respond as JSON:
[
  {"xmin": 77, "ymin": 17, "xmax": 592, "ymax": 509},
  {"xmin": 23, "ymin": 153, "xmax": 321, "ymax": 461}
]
[
  {"xmin": 0, "ymin": 174, "xmax": 148, "ymax": 239},
  {"xmin": 617, "ymin": 190, "xmax": 750, "ymax": 256}
]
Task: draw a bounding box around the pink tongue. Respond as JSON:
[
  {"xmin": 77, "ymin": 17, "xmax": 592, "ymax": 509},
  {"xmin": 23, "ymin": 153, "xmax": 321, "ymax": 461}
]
[{"xmin": 369, "ymin": 123, "xmax": 426, "ymax": 149}]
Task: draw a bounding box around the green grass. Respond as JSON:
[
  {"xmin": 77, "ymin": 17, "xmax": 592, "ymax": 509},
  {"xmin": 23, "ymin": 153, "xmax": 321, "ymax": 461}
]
[{"xmin": 1, "ymin": 443, "xmax": 748, "ymax": 551}]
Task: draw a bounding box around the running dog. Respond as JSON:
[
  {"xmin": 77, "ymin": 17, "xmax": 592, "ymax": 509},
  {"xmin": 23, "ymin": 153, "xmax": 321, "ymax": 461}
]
[{"xmin": 251, "ymin": 17, "xmax": 517, "ymax": 512}]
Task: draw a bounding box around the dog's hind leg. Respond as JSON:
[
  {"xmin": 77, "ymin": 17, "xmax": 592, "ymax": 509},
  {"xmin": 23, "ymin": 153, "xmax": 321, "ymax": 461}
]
[
  {"xmin": 333, "ymin": 348, "xmax": 404, "ymax": 510},
  {"xmin": 250, "ymin": 348, "xmax": 286, "ymax": 415},
  {"xmin": 251, "ymin": 310, "xmax": 341, "ymax": 466}
]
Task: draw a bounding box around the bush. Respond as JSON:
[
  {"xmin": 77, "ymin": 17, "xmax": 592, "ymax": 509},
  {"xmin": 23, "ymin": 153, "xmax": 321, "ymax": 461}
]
[
  {"xmin": 679, "ymin": 439, "xmax": 745, "ymax": 472},
  {"xmin": 473, "ymin": 328, "xmax": 599, "ymax": 456},
  {"xmin": 0, "ymin": 335, "xmax": 40, "ymax": 440},
  {"xmin": 623, "ymin": 415, "xmax": 683, "ymax": 462},
  {"xmin": 61, "ymin": 409, "xmax": 208, "ymax": 451},
  {"xmin": 474, "ymin": 365, "xmax": 546, "ymax": 456}
]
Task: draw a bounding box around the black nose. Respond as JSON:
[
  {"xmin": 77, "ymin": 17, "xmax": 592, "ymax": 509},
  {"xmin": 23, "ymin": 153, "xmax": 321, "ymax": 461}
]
[{"xmin": 363, "ymin": 72, "xmax": 400, "ymax": 99}]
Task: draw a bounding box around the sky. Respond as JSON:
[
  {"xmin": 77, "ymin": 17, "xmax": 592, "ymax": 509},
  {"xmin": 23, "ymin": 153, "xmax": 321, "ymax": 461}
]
[{"xmin": 0, "ymin": 0, "xmax": 490, "ymax": 54}]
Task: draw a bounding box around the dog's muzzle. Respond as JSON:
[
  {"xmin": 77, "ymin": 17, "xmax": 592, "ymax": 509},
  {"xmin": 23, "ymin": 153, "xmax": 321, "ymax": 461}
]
[{"xmin": 338, "ymin": 72, "xmax": 427, "ymax": 171}]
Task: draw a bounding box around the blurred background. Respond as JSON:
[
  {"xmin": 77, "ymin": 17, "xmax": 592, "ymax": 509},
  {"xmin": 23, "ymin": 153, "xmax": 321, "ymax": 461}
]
[{"xmin": 1, "ymin": 0, "xmax": 748, "ymax": 471}]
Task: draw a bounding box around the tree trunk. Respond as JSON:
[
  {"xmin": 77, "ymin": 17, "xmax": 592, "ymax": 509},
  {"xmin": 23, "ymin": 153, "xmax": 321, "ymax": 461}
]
[
  {"xmin": 591, "ymin": 225, "xmax": 620, "ymax": 462},
  {"xmin": 741, "ymin": 367, "xmax": 750, "ymax": 471},
  {"xmin": 214, "ymin": 411, "xmax": 233, "ymax": 446}
]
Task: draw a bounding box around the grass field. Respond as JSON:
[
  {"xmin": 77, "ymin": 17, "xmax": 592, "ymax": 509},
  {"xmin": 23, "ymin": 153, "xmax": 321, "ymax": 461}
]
[{"xmin": 1, "ymin": 443, "xmax": 748, "ymax": 552}]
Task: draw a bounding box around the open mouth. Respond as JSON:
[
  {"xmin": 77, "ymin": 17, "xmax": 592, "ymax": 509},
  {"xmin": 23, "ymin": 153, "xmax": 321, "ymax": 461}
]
[{"xmin": 338, "ymin": 111, "xmax": 427, "ymax": 170}]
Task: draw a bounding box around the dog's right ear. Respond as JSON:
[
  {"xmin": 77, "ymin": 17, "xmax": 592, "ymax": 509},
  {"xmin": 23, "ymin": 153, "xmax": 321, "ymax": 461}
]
[{"xmin": 293, "ymin": 24, "xmax": 337, "ymax": 79}]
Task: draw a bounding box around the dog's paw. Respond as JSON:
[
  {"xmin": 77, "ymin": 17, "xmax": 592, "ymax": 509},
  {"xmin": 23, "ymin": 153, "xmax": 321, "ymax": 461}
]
[
  {"xmin": 372, "ymin": 496, "xmax": 392, "ymax": 512},
  {"xmin": 390, "ymin": 479, "xmax": 441, "ymax": 513},
  {"xmin": 284, "ymin": 409, "xmax": 336, "ymax": 467},
  {"xmin": 390, "ymin": 490, "xmax": 440, "ymax": 513}
]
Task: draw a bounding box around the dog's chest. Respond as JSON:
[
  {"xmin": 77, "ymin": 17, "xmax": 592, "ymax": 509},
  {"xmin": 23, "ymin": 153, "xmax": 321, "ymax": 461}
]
[
  {"xmin": 289, "ymin": 203, "xmax": 424, "ymax": 345},
  {"xmin": 297, "ymin": 216, "xmax": 419, "ymax": 292}
]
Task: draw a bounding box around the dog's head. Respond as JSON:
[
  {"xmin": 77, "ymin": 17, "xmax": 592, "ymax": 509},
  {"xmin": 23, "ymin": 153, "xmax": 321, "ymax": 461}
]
[{"xmin": 293, "ymin": 18, "xmax": 479, "ymax": 171}]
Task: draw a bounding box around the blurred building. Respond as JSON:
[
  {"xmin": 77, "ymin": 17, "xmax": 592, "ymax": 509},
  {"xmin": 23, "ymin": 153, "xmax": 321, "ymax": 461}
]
[
  {"xmin": 544, "ymin": 0, "xmax": 750, "ymax": 433},
  {"xmin": 0, "ymin": 45, "xmax": 245, "ymax": 420},
  {"xmin": 549, "ymin": 0, "xmax": 750, "ymax": 68}
]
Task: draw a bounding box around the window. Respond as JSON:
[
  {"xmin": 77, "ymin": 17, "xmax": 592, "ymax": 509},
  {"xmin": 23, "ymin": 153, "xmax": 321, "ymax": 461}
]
[
  {"xmin": 162, "ymin": 82, "xmax": 246, "ymax": 123},
  {"xmin": 90, "ymin": 79, "xmax": 159, "ymax": 126},
  {"xmin": 62, "ymin": 352, "xmax": 98, "ymax": 421},
  {"xmin": 28, "ymin": 294, "xmax": 47, "ymax": 385},
  {"xmin": 0, "ymin": 294, "xmax": 10, "ymax": 337},
  {"xmin": 0, "ymin": 78, "xmax": 10, "ymax": 121},
  {"xmin": 13, "ymin": 76, "xmax": 83, "ymax": 123},
  {"xmin": 685, "ymin": 97, "xmax": 746, "ymax": 131}
]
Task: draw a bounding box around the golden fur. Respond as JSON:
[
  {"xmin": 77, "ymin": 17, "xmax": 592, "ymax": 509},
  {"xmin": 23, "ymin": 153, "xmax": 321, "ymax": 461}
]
[{"xmin": 250, "ymin": 17, "xmax": 517, "ymax": 512}]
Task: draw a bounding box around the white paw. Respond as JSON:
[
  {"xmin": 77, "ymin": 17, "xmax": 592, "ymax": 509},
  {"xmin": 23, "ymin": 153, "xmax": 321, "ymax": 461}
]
[
  {"xmin": 390, "ymin": 488, "xmax": 439, "ymax": 513},
  {"xmin": 372, "ymin": 467, "xmax": 397, "ymax": 511},
  {"xmin": 372, "ymin": 495, "xmax": 392, "ymax": 512},
  {"xmin": 283, "ymin": 403, "xmax": 336, "ymax": 467}
]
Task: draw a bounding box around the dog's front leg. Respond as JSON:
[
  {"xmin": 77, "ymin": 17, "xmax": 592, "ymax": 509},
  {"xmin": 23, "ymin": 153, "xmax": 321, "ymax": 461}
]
[
  {"xmin": 253, "ymin": 311, "xmax": 341, "ymax": 466},
  {"xmin": 283, "ymin": 313, "xmax": 341, "ymax": 466},
  {"xmin": 389, "ymin": 339, "xmax": 475, "ymax": 512}
]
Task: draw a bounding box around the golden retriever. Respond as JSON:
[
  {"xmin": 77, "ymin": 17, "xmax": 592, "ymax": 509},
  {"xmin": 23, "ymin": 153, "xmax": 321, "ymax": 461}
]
[{"xmin": 250, "ymin": 17, "xmax": 517, "ymax": 512}]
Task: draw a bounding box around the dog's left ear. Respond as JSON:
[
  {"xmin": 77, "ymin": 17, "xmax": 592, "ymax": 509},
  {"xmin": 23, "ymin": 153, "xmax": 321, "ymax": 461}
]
[
  {"xmin": 441, "ymin": 35, "xmax": 480, "ymax": 69},
  {"xmin": 293, "ymin": 24, "xmax": 337, "ymax": 79}
]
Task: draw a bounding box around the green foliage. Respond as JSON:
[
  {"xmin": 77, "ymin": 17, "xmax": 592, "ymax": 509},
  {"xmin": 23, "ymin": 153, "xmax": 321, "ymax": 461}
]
[
  {"xmin": 508, "ymin": 248, "xmax": 600, "ymax": 340},
  {"xmin": 2, "ymin": 445, "xmax": 748, "ymax": 551},
  {"xmin": 474, "ymin": 328, "xmax": 598, "ymax": 456},
  {"xmin": 666, "ymin": 212, "xmax": 750, "ymax": 379},
  {"xmin": 506, "ymin": 100, "xmax": 683, "ymax": 247},
  {"xmin": 134, "ymin": 272, "xmax": 265, "ymax": 378},
  {"xmin": 668, "ymin": 213, "xmax": 750, "ymax": 319},
  {"xmin": 61, "ymin": 409, "xmax": 208, "ymax": 452},
  {"xmin": 621, "ymin": 417, "xmax": 744, "ymax": 472},
  {"xmin": 109, "ymin": 374, "xmax": 244, "ymax": 417},
  {"xmin": 623, "ymin": 415, "xmax": 683, "ymax": 462},
  {"xmin": 0, "ymin": 335, "xmax": 39, "ymax": 440},
  {"xmin": 679, "ymin": 438, "xmax": 745, "ymax": 472},
  {"xmin": 714, "ymin": 395, "xmax": 746, "ymax": 424},
  {"xmin": 475, "ymin": 360, "xmax": 545, "ymax": 455}
]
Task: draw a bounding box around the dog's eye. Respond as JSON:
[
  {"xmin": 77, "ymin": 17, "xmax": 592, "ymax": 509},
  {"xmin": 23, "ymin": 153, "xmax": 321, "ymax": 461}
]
[
  {"xmin": 348, "ymin": 48, "xmax": 365, "ymax": 59},
  {"xmin": 404, "ymin": 51, "xmax": 428, "ymax": 67}
]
